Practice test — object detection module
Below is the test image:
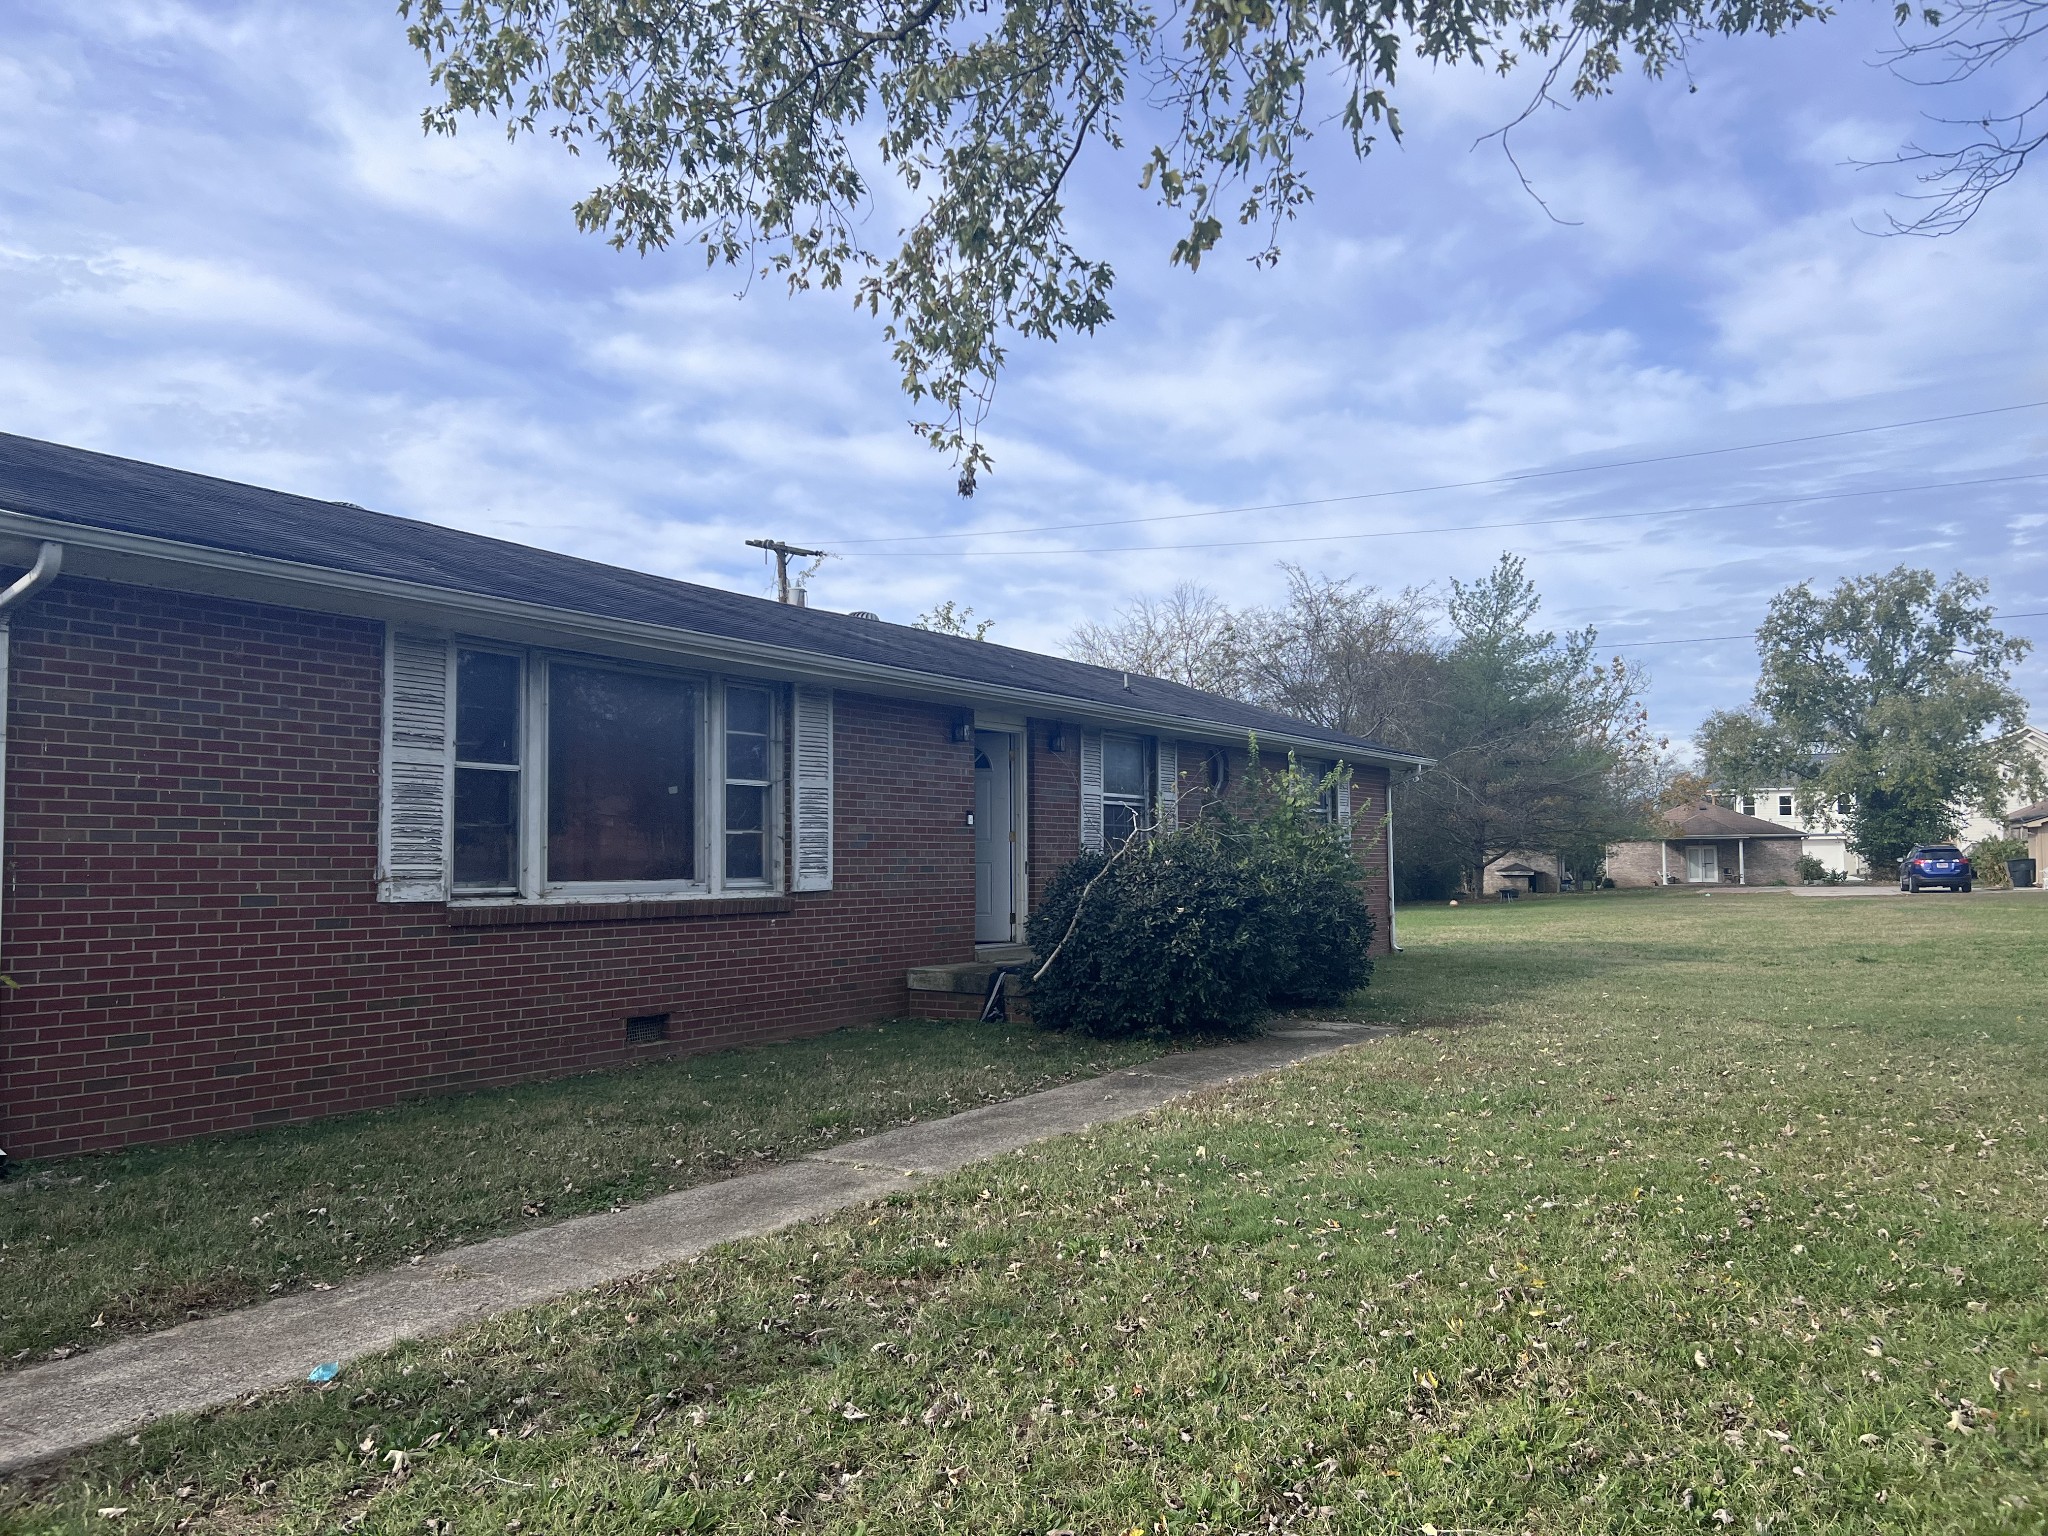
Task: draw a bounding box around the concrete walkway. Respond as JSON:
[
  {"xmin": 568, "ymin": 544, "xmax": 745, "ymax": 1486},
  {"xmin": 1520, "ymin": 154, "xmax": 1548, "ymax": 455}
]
[{"xmin": 0, "ymin": 1021, "xmax": 1388, "ymax": 1474}]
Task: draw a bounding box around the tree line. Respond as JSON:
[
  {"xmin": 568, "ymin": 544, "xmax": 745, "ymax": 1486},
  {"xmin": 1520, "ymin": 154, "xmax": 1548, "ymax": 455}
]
[
  {"xmin": 1068, "ymin": 555, "xmax": 1664, "ymax": 897},
  {"xmin": 1068, "ymin": 559, "xmax": 2042, "ymax": 891}
]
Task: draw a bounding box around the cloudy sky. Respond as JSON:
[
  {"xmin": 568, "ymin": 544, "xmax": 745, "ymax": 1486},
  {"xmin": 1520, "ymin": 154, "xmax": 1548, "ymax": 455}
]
[{"xmin": 4, "ymin": 1, "xmax": 2045, "ymax": 748}]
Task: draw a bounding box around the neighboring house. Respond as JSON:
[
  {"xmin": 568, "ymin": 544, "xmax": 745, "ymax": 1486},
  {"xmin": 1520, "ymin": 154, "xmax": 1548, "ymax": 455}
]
[
  {"xmin": 2008, "ymin": 799, "xmax": 2048, "ymax": 874},
  {"xmin": 0, "ymin": 434, "xmax": 1425, "ymax": 1158},
  {"xmin": 1606, "ymin": 801, "xmax": 1805, "ymax": 887},
  {"xmin": 1957, "ymin": 726, "xmax": 2048, "ymax": 850},
  {"xmin": 1739, "ymin": 728, "xmax": 2048, "ymax": 879},
  {"xmin": 1739, "ymin": 787, "xmax": 1862, "ymax": 879},
  {"xmin": 1482, "ymin": 850, "xmax": 1561, "ymax": 895}
]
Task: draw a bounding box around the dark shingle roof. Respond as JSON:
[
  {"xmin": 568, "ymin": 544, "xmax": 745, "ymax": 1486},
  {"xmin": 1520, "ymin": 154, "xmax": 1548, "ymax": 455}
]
[
  {"xmin": 1660, "ymin": 801, "xmax": 1804, "ymax": 840},
  {"xmin": 2006, "ymin": 799, "xmax": 2048, "ymax": 828},
  {"xmin": 0, "ymin": 432, "xmax": 1415, "ymax": 758}
]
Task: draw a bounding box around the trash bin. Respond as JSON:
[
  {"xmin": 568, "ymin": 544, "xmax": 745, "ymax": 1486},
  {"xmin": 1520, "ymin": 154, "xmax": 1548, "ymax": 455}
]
[{"xmin": 2008, "ymin": 857, "xmax": 2037, "ymax": 889}]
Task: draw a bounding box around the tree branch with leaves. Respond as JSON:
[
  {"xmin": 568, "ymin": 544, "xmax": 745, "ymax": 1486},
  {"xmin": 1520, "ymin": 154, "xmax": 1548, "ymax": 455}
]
[{"xmin": 402, "ymin": 0, "xmax": 1826, "ymax": 490}]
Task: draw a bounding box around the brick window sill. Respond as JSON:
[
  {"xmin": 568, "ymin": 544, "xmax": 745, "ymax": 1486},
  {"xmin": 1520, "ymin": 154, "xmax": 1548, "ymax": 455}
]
[{"xmin": 447, "ymin": 895, "xmax": 796, "ymax": 928}]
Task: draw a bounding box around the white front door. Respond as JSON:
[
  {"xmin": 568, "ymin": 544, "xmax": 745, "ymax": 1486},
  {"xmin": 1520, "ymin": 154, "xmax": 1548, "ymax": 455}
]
[
  {"xmin": 1684, "ymin": 843, "xmax": 1719, "ymax": 883},
  {"xmin": 974, "ymin": 730, "xmax": 1017, "ymax": 942}
]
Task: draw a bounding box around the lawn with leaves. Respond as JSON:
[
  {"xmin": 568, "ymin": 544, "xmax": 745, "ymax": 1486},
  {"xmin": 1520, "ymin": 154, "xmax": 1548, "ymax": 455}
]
[
  {"xmin": 0, "ymin": 1018, "xmax": 1155, "ymax": 1366},
  {"xmin": 7, "ymin": 891, "xmax": 2047, "ymax": 1534}
]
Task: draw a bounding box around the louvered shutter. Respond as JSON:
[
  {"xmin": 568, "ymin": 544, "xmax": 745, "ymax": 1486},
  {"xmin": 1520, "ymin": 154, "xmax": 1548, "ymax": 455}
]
[
  {"xmin": 1155, "ymin": 740, "xmax": 1178, "ymax": 833},
  {"xmin": 791, "ymin": 685, "xmax": 834, "ymax": 891},
  {"xmin": 1336, "ymin": 762, "xmax": 1355, "ymax": 831},
  {"xmin": 1079, "ymin": 730, "xmax": 1104, "ymax": 853},
  {"xmin": 378, "ymin": 627, "xmax": 453, "ymax": 902}
]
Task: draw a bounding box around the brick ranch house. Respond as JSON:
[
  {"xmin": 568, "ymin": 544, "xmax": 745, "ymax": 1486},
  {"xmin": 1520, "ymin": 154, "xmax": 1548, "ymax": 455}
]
[
  {"xmin": 0, "ymin": 435, "xmax": 1424, "ymax": 1159},
  {"xmin": 1605, "ymin": 800, "xmax": 1805, "ymax": 887}
]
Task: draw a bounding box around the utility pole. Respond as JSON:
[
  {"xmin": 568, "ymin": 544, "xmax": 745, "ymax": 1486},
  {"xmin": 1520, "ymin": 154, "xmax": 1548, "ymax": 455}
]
[{"xmin": 745, "ymin": 538, "xmax": 829, "ymax": 604}]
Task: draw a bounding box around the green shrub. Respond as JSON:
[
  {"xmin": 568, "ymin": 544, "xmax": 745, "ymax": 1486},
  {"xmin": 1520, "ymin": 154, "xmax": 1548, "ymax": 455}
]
[
  {"xmin": 1025, "ymin": 757, "xmax": 1374, "ymax": 1037},
  {"xmin": 1796, "ymin": 854, "xmax": 1847, "ymax": 886},
  {"xmin": 1969, "ymin": 835, "xmax": 2027, "ymax": 888}
]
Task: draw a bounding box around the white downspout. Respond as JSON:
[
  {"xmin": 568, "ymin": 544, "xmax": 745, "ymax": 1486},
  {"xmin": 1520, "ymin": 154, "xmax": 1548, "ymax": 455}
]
[
  {"xmin": 1386, "ymin": 772, "xmax": 1401, "ymax": 952},
  {"xmin": 0, "ymin": 542, "xmax": 66, "ymax": 984}
]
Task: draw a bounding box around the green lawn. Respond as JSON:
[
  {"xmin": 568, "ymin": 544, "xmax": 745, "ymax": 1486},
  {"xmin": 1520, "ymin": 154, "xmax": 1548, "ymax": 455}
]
[
  {"xmin": 0, "ymin": 1018, "xmax": 1156, "ymax": 1365},
  {"xmin": 7, "ymin": 891, "xmax": 2048, "ymax": 1534}
]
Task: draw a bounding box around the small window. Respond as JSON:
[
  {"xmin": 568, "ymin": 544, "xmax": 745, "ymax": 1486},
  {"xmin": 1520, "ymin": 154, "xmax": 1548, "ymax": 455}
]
[
  {"xmin": 723, "ymin": 684, "xmax": 773, "ymax": 885},
  {"xmin": 1740, "ymin": 795, "xmax": 1756, "ymax": 816},
  {"xmin": 1778, "ymin": 794, "xmax": 1794, "ymax": 817},
  {"xmin": 1309, "ymin": 760, "xmax": 1342, "ymax": 822},
  {"xmin": 454, "ymin": 650, "xmax": 522, "ymax": 893},
  {"xmin": 547, "ymin": 664, "xmax": 698, "ymax": 884},
  {"xmin": 1102, "ymin": 734, "xmax": 1151, "ymax": 845}
]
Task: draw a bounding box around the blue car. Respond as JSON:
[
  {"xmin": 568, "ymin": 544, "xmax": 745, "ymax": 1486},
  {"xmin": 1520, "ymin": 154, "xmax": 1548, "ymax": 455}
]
[{"xmin": 1900, "ymin": 844, "xmax": 1973, "ymax": 893}]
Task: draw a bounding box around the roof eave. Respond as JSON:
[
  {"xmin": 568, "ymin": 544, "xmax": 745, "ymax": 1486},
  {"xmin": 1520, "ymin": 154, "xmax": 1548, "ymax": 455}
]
[{"xmin": 0, "ymin": 511, "xmax": 1432, "ymax": 770}]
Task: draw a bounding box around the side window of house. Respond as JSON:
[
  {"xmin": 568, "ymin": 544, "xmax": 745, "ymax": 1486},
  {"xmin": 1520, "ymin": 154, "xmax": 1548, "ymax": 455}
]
[
  {"xmin": 1740, "ymin": 794, "xmax": 1756, "ymax": 816},
  {"xmin": 1101, "ymin": 734, "xmax": 1151, "ymax": 845},
  {"xmin": 1297, "ymin": 758, "xmax": 1340, "ymax": 821},
  {"xmin": 454, "ymin": 649, "xmax": 522, "ymax": 893},
  {"xmin": 1778, "ymin": 794, "xmax": 1794, "ymax": 817},
  {"xmin": 723, "ymin": 684, "xmax": 773, "ymax": 884}
]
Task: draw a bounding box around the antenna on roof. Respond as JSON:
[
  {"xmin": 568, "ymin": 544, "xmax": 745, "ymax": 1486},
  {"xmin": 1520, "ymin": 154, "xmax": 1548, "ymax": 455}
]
[{"xmin": 745, "ymin": 538, "xmax": 830, "ymax": 604}]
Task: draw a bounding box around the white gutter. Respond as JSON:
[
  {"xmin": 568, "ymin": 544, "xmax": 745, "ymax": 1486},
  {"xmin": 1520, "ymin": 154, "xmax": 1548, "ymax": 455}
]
[
  {"xmin": 0, "ymin": 510, "xmax": 1431, "ymax": 771},
  {"xmin": 0, "ymin": 541, "xmax": 65, "ymax": 984}
]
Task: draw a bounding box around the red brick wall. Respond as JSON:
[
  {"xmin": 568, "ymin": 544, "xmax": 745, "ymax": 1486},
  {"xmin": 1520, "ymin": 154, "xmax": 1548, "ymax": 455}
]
[
  {"xmin": 1024, "ymin": 718, "xmax": 1078, "ymax": 920},
  {"xmin": 1348, "ymin": 764, "xmax": 1395, "ymax": 957},
  {"xmin": 1, "ymin": 576, "xmax": 978, "ymax": 1159}
]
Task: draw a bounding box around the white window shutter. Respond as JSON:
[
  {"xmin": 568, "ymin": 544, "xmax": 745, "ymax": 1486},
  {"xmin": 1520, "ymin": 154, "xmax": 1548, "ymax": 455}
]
[
  {"xmin": 1155, "ymin": 740, "xmax": 1178, "ymax": 833},
  {"xmin": 1079, "ymin": 730, "xmax": 1104, "ymax": 853},
  {"xmin": 791, "ymin": 685, "xmax": 835, "ymax": 891},
  {"xmin": 378, "ymin": 627, "xmax": 453, "ymax": 902},
  {"xmin": 1336, "ymin": 762, "xmax": 1355, "ymax": 830}
]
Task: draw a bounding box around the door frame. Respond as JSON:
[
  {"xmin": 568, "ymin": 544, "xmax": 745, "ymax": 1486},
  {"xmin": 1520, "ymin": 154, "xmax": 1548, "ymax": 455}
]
[{"xmin": 973, "ymin": 717, "xmax": 1030, "ymax": 945}]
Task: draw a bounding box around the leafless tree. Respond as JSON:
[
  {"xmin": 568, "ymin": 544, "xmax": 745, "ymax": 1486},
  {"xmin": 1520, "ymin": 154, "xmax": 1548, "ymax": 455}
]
[
  {"xmin": 1232, "ymin": 566, "xmax": 1439, "ymax": 746},
  {"xmin": 1068, "ymin": 582, "xmax": 1246, "ymax": 694},
  {"xmin": 1877, "ymin": 0, "xmax": 2048, "ymax": 233}
]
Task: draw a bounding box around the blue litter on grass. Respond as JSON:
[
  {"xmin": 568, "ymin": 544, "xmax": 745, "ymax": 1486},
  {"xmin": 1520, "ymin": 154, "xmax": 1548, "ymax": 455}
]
[{"xmin": 307, "ymin": 1361, "xmax": 341, "ymax": 1384}]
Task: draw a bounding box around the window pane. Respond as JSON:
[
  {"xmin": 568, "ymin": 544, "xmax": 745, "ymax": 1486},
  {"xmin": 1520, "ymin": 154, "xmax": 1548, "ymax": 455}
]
[
  {"xmin": 725, "ymin": 782, "xmax": 766, "ymax": 833},
  {"xmin": 454, "ymin": 768, "xmax": 518, "ymax": 889},
  {"xmin": 1103, "ymin": 800, "xmax": 1141, "ymax": 847},
  {"xmin": 727, "ymin": 685, "xmax": 772, "ymax": 738},
  {"xmin": 725, "ymin": 831, "xmax": 766, "ymax": 882},
  {"xmin": 456, "ymin": 651, "xmax": 521, "ymax": 765},
  {"xmin": 1103, "ymin": 736, "xmax": 1147, "ymax": 798},
  {"xmin": 726, "ymin": 693, "xmax": 771, "ymax": 782},
  {"xmin": 548, "ymin": 666, "xmax": 697, "ymax": 883}
]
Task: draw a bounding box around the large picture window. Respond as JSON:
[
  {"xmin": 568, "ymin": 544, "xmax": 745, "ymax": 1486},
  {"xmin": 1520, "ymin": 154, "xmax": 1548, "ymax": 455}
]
[
  {"xmin": 449, "ymin": 646, "xmax": 778, "ymax": 899},
  {"xmin": 547, "ymin": 664, "xmax": 698, "ymax": 884}
]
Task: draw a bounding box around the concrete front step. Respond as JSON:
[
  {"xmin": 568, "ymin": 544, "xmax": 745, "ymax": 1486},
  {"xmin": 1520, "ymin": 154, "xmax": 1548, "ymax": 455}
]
[{"xmin": 905, "ymin": 952, "xmax": 1036, "ymax": 1021}]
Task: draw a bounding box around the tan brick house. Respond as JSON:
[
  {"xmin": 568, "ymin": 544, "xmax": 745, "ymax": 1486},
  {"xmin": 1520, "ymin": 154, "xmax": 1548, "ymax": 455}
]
[{"xmin": 1605, "ymin": 801, "xmax": 1805, "ymax": 888}]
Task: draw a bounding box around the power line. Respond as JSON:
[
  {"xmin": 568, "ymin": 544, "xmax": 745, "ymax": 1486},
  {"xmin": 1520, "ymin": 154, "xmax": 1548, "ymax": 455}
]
[
  {"xmin": 833, "ymin": 397, "xmax": 2048, "ymax": 547},
  {"xmin": 840, "ymin": 470, "xmax": 2048, "ymax": 559},
  {"xmin": 1598, "ymin": 607, "xmax": 2048, "ymax": 652}
]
